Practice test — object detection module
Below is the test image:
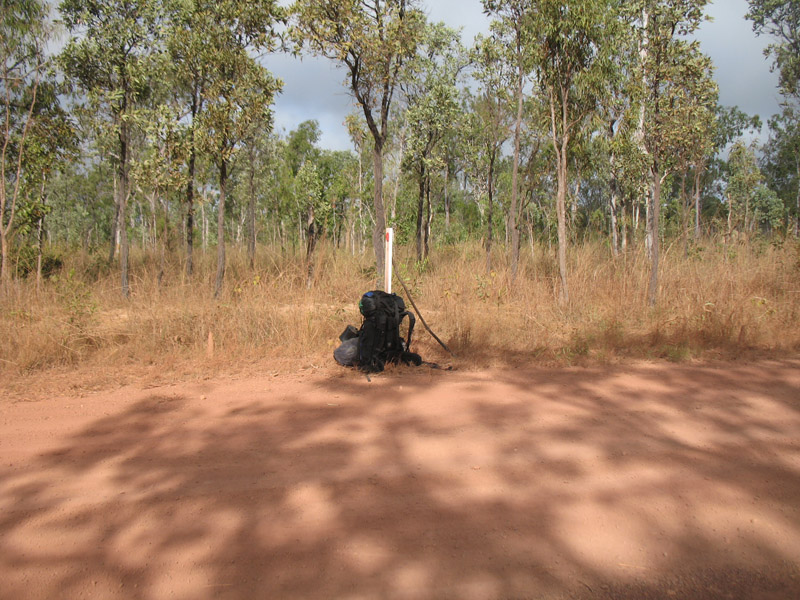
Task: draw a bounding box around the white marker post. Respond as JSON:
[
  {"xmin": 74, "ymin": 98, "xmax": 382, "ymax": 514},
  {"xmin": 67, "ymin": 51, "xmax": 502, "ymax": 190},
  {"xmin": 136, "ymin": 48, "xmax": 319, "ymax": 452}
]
[{"xmin": 384, "ymin": 227, "xmax": 394, "ymax": 293}]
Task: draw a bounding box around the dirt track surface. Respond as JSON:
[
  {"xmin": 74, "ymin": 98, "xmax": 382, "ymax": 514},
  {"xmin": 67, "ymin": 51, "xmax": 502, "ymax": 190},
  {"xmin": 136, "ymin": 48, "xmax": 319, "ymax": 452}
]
[{"xmin": 1, "ymin": 359, "xmax": 800, "ymax": 600}]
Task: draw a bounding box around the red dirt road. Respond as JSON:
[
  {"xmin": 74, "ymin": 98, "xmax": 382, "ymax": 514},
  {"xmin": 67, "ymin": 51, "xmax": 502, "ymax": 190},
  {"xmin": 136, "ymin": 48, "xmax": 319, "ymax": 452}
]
[{"xmin": 1, "ymin": 360, "xmax": 800, "ymax": 600}]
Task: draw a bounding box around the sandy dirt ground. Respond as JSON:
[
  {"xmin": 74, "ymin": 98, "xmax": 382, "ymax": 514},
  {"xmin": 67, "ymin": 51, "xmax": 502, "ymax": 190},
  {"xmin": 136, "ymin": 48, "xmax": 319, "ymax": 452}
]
[{"xmin": 1, "ymin": 359, "xmax": 800, "ymax": 600}]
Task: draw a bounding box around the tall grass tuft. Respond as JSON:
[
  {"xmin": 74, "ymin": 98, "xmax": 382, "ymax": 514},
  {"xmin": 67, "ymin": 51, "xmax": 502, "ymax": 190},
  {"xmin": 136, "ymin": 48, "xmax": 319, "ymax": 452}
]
[{"xmin": 2, "ymin": 238, "xmax": 799, "ymax": 386}]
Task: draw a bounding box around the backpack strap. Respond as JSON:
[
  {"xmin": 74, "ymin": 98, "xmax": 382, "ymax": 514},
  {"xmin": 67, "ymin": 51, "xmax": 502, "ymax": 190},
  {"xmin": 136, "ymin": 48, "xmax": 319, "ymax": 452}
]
[{"xmin": 400, "ymin": 310, "xmax": 415, "ymax": 350}]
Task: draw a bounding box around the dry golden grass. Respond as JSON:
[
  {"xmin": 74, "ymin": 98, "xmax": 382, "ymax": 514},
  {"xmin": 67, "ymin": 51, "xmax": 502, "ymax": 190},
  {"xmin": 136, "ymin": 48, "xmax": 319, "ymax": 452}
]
[
  {"xmin": 444, "ymin": 238, "xmax": 800, "ymax": 364},
  {"xmin": 2, "ymin": 237, "xmax": 799, "ymax": 391}
]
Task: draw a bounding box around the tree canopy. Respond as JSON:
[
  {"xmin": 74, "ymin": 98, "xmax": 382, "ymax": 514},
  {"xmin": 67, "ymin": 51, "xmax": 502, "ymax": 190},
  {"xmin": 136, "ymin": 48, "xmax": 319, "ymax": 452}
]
[{"xmin": 0, "ymin": 0, "xmax": 796, "ymax": 305}]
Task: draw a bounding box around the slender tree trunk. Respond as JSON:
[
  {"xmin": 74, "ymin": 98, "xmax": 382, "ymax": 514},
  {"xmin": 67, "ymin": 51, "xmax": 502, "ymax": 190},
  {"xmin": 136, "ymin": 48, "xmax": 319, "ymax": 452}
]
[
  {"xmin": 645, "ymin": 184, "xmax": 653, "ymax": 259},
  {"xmin": 610, "ymin": 182, "xmax": 620, "ymax": 258},
  {"xmin": 185, "ymin": 148, "xmax": 196, "ymax": 277},
  {"xmin": 185, "ymin": 87, "xmax": 200, "ymax": 278},
  {"xmin": 509, "ymin": 66, "xmax": 524, "ymax": 282},
  {"xmin": 556, "ymin": 140, "xmax": 569, "ymax": 305},
  {"xmin": 0, "ymin": 59, "xmax": 40, "ymax": 287},
  {"xmin": 391, "ymin": 128, "xmax": 404, "ymax": 222},
  {"xmin": 424, "ymin": 175, "xmax": 432, "ymax": 260},
  {"xmin": 444, "ymin": 162, "xmax": 451, "ymax": 230},
  {"xmin": 0, "ymin": 233, "xmax": 8, "ymax": 286},
  {"xmin": 214, "ymin": 160, "xmax": 228, "ymax": 298},
  {"xmin": 415, "ymin": 164, "xmax": 425, "ymax": 262},
  {"xmin": 247, "ymin": 150, "xmax": 256, "ymax": 270},
  {"xmin": 140, "ymin": 203, "xmax": 146, "ymax": 248},
  {"xmin": 146, "ymin": 193, "xmax": 155, "ymax": 249},
  {"xmin": 486, "ymin": 151, "xmax": 495, "ymax": 274},
  {"xmin": 550, "ymin": 89, "xmax": 570, "ymax": 305},
  {"xmin": 108, "ymin": 180, "xmax": 119, "ymax": 265},
  {"xmin": 694, "ymin": 165, "xmax": 702, "ymax": 240},
  {"xmin": 201, "ymin": 197, "xmax": 207, "ymax": 250},
  {"xmin": 608, "ymin": 121, "xmax": 620, "ymax": 257},
  {"xmin": 647, "ymin": 167, "xmax": 661, "ymax": 307},
  {"xmin": 680, "ymin": 171, "xmax": 689, "ymax": 256},
  {"xmin": 636, "ymin": 6, "xmax": 649, "ymax": 256},
  {"xmin": 305, "ymin": 206, "xmax": 317, "ymax": 288},
  {"xmin": 158, "ymin": 196, "xmax": 169, "ymax": 287},
  {"xmin": 36, "ymin": 213, "xmax": 44, "ymax": 291},
  {"xmin": 357, "ymin": 197, "xmax": 363, "ymax": 254},
  {"xmin": 118, "ymin": 118, "xmax": 130, "ymax": 299},
  {"xmin": 621, "ymin": 199, "xmax": 628, "ymax": 252},
  {"xmin": 372, "ymin": 142, "xmax": 386, "ymax": 287}
]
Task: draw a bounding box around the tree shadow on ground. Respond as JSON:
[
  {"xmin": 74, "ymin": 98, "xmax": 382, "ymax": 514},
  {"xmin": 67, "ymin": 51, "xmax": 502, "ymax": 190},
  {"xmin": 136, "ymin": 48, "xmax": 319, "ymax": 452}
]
[{"xmin": 0, "ymin": 360, "xmax": 799, "ymax": 599}]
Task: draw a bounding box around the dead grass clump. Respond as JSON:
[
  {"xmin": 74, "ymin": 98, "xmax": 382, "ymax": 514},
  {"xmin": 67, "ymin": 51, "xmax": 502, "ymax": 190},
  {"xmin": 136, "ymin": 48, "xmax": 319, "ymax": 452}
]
[{"xmin": 408, "ymin": 239, "xmax": 800, "ymax": 366}]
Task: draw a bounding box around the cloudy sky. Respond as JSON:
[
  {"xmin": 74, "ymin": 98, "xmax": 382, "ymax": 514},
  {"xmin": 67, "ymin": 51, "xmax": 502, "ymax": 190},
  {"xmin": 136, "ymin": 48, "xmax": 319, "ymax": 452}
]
[{"xmin": 264, "ymin": 0, "xmax": 780, "ymax": 151}]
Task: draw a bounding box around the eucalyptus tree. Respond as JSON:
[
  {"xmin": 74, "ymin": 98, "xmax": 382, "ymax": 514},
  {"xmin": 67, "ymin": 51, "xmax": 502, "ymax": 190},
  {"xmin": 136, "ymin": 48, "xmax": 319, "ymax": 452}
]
[
  {"xmin": 285, "ymin": 119, "xmax": 320, "ymax": 245},
  {"xmin": 59, "ymin": 0, "xmax": 165, "ymax": 297},
  {"xmin": 528, "ymin": 0, "xmax": 621, "ymax": 304},
  {"xmin": 467, "ymin": 34, "xmax": 513, "ymax": 272},
  {"xmin": 482, "ymin": 0, "xmax": 534, "ymax": 283},
  {"xmin": 629, "ymin": 0, "xmax": 714, "ymax": 306},
  {"xmin": 720, "ymin": 136, "xmax": 782, "ymax": 238},
  {"xmin": 762, "ymin": 103, "xmax": 800, "ymax": 236},
  {"xmin": 726, "ymin": 141, "xmax": 763, "ymax": 236},
  {"xmin": 747, "ymin": 0, "xmax": 800, "ymax": 236},
  {"xmin": 295, "ymin": 160, "xmax": 322, "ymax": 285},
  {"xmin": 130, "ymin": 100, "xmax": 188, "ymax": 282},
  {"xmin": 591, "ymin": 6, "xmax": 643, "ymax": 257},
  {"xmin": 704, "ymin": 105, "xmax": 761, "ymax": 230},
  {"xmin": 241, "ymin": 127, "xmax": 276, "ymax": 269},
  {"xmin": 285, "ymin": 119, "xmax": 321, "ymax": 177},
  {"xmin": 191, "ymin": 0, "xmax": 283, "ymax": 298},
  {"xmin": 291, "ymin": 0, "xmax": 425, "ymax": 287},
  {"xmin": 166, "ymin": 0, "xmax": 213, "ymax": 277},
  {"xmin": 402, "ymin": 22, "xmax": 465, "ymax": 262},
  {"xmin": 746, "ymin": 0, "xmax": 800, "ymax": 100},
  {"xmin": 666, "ymin": 57, "xmax": 718, "ymax": 249},
  {"xmin": 344, "ymin": 111, "xmax": 371, "ymax": 253},
  {"xmin": 285, "ymin": 125, "xmax": 356, "ymax": 285},
  {"xmin": 15, "ymin": 80, "xmax": 78, "ymax": 287},
  {"xmin": 1, "ymin": 0, "xmax": 50, "ymax": 286},
  {"xmin": 248, "ymin": 130, "xmax": 291, "ymax": 248},
  {"xmin": 316, "ymin": 149, "xmax": 358, "ymax": 249},
  {"xmin": 605, "ymin": 122, "xmax": 649, "ymax": 252}
]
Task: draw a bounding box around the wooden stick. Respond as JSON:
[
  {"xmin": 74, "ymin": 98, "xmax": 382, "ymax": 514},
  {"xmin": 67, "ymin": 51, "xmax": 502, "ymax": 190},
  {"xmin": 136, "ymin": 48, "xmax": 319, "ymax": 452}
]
[{"xmin": 392, "ymin": 259, "xmax": 456, "ymax": 358}]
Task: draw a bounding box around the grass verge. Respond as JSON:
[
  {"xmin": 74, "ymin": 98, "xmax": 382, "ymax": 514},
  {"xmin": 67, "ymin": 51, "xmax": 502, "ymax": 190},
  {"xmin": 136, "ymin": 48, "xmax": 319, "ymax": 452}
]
[{"xmin": 2, "ymin": 238, "xmax": 799, "ymax": 393}]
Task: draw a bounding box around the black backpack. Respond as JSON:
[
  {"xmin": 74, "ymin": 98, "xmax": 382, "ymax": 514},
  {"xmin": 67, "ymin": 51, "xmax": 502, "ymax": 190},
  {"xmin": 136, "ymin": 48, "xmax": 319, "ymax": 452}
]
[{"xmin": 357, "ymin": 290, "xmax": 421, "ymax": 372}]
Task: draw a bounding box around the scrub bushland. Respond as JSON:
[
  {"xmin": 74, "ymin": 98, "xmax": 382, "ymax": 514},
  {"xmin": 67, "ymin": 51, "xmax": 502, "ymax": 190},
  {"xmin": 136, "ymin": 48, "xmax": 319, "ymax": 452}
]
[{"xmin": 2, "ymin": 238, "xmax": 799, "ymax": 385}]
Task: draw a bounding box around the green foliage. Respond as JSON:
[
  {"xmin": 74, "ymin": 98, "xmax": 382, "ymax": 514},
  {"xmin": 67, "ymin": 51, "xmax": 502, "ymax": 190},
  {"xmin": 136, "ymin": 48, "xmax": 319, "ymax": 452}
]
[
  {"xmin": 54, "ymin": 268, "xmax": 98, "ymax": 324},
  {"xmin": 402, "ymin": 21, "xmax": 466, "ymax": 260},
  {"xmin": 194, "ymin": 0, "xmax": 283, "ymax": 168},
  {"xmin": 752, "ymin": 184, "xmax": 784, "ymax": 232},
  {"xmin": 1, "ymin": 0, "xmax": 795, "ymax": 298},
  {"xmin": 746, "ymin": 0, "xmax": 800, "ymax": 98},
  {"xmin": 12, "ymin": 244, "xmax": 63, "ymax": 278},
  {"xmin": 1, "ymin": 0, "xmax": 56, "ymax": 282},
  {"xmin": 58, "ymin": 0, "xmax": 164, "ymax": 125},
  {"xmin": 761, "ymin": 103, "xmax": 800, "ymax": 233},
  {"xmin": 727, "ymin": 141, "xmax": 763, "ymax": 231},
  {"xmin": 290, "ymin": 0, "xmax": 425, "ymax": 136},
  {"xmin": 286, "ymin": 120, "xmax": 321, "ymax": 176}
]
